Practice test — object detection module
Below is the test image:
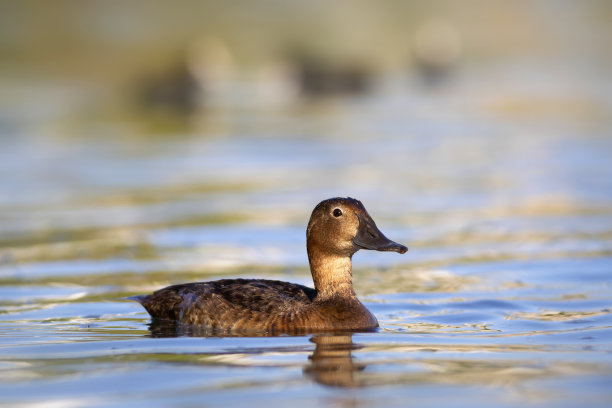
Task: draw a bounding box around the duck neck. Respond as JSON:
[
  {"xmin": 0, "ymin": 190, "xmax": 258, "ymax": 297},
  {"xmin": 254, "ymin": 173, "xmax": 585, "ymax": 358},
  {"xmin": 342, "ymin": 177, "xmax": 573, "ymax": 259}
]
[{"xmin": 308, "ymin": 251, "xmax": 356, "ymax": 299}]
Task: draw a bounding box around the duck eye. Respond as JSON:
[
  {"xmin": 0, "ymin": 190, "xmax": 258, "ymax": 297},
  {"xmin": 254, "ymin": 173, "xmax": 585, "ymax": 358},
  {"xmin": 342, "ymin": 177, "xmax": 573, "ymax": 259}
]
[{"xmin": 333, "ymin": 208, "xmax": 343, "ymax": 217}]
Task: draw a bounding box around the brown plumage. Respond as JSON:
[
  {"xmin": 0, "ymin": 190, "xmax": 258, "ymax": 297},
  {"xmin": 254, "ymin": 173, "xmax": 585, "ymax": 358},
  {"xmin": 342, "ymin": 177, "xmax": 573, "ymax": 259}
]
[{"xmin": 131, "ymin": 197, "xmax": 407, "ymax": 335}]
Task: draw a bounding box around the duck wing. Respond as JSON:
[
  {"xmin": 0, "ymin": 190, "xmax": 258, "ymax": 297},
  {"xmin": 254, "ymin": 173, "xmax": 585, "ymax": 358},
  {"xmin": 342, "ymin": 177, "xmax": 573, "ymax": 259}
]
[{"xmin": 132, "ymin": 278, "xmax": 317, "ymax": 328}]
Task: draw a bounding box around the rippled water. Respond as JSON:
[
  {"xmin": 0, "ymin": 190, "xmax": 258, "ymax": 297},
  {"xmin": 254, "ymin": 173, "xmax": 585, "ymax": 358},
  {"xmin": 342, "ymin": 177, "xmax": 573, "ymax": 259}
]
[{"xmin": 1, "ymin": 66, "xmax": 611, "ymax": 407}]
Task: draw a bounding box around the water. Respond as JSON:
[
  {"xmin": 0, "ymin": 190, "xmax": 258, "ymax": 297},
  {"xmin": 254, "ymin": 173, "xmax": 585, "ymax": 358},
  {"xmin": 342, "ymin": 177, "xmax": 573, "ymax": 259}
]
[{"xmin": 1, "ymin": 64, "xmax": 611, "ymax": 407}]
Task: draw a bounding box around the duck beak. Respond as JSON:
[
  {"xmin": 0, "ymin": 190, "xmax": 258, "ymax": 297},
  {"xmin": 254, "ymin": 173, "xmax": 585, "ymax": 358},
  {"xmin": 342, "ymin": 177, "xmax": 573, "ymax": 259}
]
[{"xmin": 353, "ymin": 213, "xmax": 408, "ymax": 254}]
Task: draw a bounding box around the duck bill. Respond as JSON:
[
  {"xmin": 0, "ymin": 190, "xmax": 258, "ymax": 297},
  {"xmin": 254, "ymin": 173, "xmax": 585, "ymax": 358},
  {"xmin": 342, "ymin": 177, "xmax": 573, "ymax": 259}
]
[{"xmin": 353, "ymin": 213, "xmax": 408, "ymax": 254}]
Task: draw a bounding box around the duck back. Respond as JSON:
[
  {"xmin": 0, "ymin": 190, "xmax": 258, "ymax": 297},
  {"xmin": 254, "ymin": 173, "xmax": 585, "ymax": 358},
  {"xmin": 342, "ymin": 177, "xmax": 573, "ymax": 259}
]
[{"xmin": 135, "ymin": 279, "xmax": 318, "ymax": 332}]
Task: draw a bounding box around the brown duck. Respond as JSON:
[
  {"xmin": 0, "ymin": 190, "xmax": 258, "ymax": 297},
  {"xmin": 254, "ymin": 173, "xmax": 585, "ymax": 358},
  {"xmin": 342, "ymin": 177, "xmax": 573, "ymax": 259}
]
[{"xmin": 132, "ymin": 197, "xmax": 407, "ymax": 334}]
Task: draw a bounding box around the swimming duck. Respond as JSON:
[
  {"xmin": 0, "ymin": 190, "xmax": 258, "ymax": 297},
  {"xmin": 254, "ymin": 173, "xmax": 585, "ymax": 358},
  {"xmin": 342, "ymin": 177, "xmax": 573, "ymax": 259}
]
[{"xmin": 132, "ymin": 197, "xmax": 407, "ymax": 333}]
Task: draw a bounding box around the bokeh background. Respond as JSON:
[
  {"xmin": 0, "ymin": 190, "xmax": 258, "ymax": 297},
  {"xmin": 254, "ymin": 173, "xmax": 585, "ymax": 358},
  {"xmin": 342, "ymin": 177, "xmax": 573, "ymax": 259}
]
[{"xmin": 1, "ymin": 1, "xmax": 611, "ymax": 407}]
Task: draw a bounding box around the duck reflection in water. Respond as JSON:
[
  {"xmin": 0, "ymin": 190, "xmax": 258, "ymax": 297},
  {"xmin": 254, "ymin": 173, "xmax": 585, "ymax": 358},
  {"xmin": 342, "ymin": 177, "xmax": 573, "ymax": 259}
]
[
  {"xmin": 148, "ymin": 320, "xmax": 364, "ymax": 388},
  {"xmin": 304, "ymin": 333, "xmax": 365, "ymax": 388}
]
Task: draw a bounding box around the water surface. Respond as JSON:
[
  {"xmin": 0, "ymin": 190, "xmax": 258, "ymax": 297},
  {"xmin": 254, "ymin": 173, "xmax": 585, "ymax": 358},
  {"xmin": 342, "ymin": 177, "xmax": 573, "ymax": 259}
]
[{"xmin": 1, "ymin": 64, "xmax": 611, "ymax": 407}]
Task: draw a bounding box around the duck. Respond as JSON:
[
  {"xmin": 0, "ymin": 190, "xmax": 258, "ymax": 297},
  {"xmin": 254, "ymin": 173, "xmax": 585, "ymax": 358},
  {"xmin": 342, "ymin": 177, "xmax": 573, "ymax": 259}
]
[{"xmin": 131, "ymin": 197, "xmax": 407, "ymax": 334}]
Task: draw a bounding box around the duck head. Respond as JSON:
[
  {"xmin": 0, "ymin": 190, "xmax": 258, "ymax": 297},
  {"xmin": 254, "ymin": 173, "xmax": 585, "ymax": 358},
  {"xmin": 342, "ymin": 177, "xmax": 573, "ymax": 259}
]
[{"xmin": 306, "ymin": 197, "xmax": 408, "ymax": 257}]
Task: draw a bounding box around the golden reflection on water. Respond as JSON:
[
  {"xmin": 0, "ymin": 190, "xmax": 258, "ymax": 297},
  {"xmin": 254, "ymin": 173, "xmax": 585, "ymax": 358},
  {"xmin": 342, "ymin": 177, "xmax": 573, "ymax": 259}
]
[
  {"xmin": 304, "ymin": 335, "xmax": 363, "ymax": 388},
  {"xmin": 507, "ymin": 310, "xmax": 611, "ymax": 322}
]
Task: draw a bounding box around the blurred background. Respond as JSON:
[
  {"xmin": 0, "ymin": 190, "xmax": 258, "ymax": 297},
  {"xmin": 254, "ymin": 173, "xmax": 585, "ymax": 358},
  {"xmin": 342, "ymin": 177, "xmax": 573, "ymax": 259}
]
[
  {"xmin": 1, "ymin": 1, "xmax": 612, "ymax": 407},
  {"xmin": 0, "ymin": 0, "xmax": 610, "ymax": 272}
]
